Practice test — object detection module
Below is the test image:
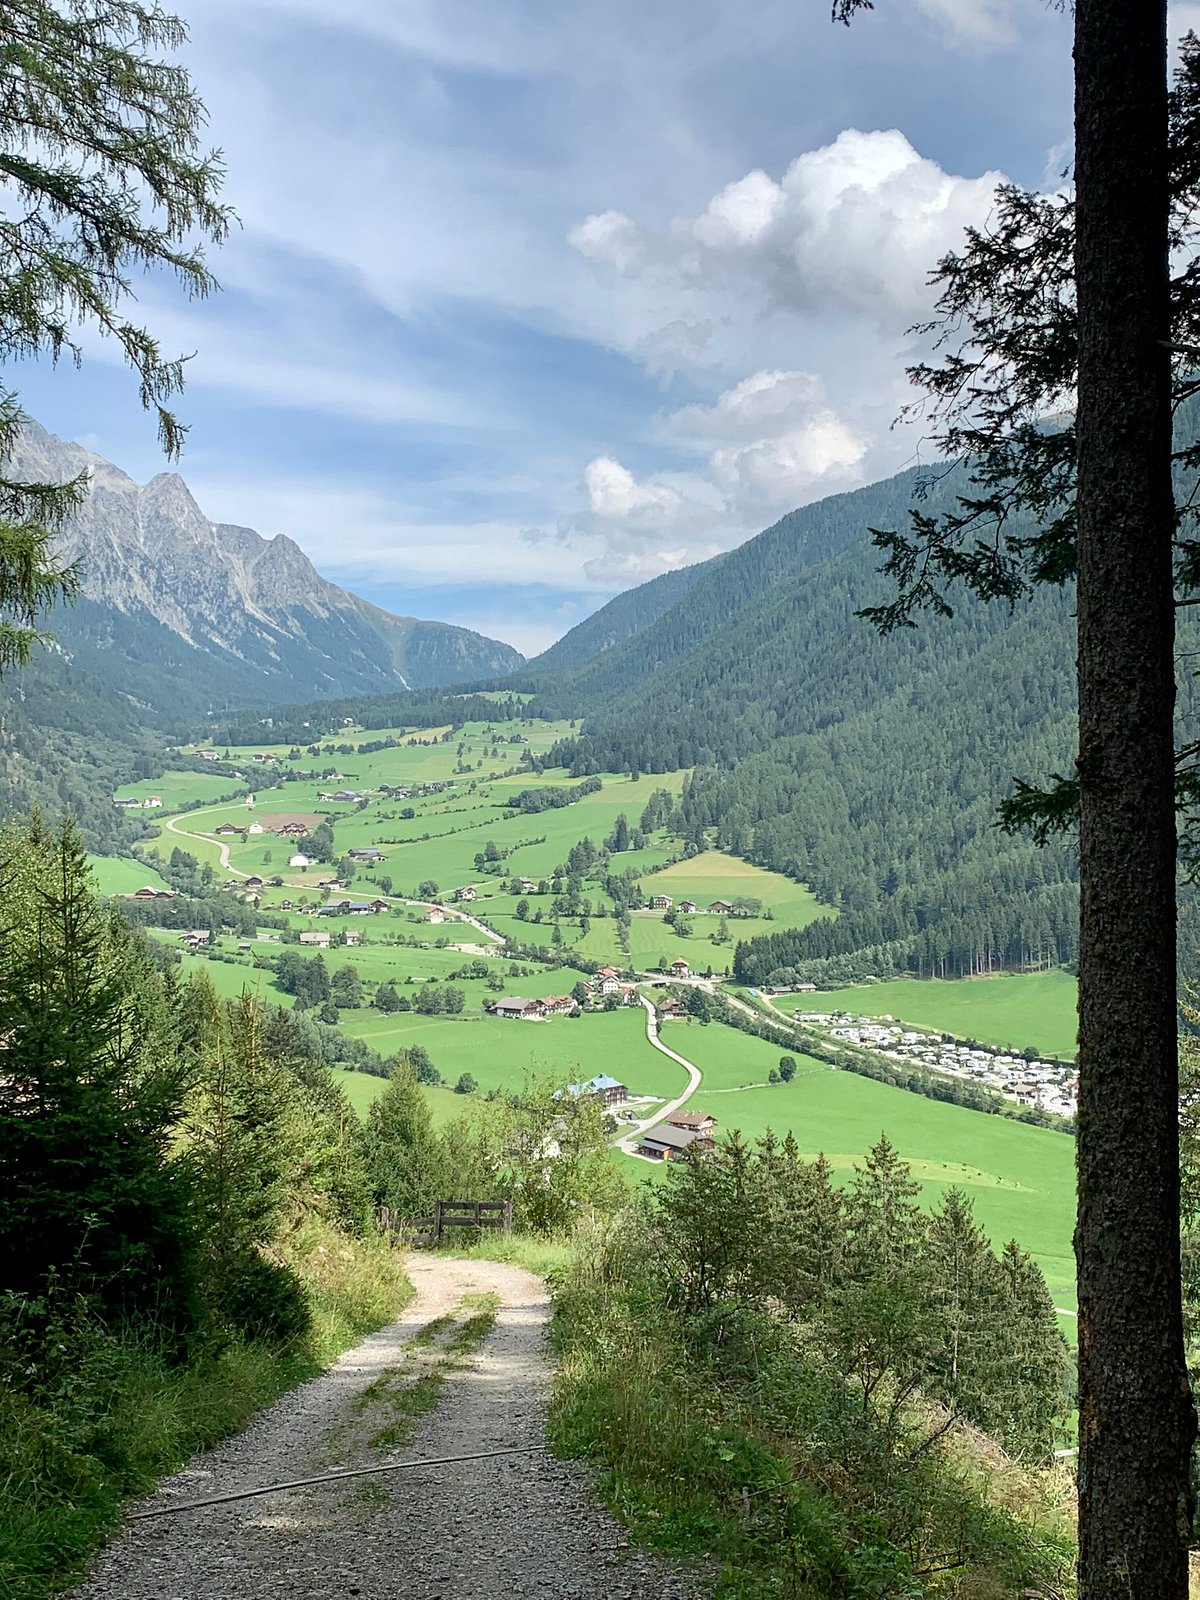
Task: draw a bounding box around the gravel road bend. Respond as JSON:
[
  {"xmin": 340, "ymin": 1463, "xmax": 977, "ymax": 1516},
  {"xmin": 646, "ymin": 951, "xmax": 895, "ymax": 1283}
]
[{"xmin": 71, "ymin": 1256, "xmax": 707, "ymax": 1599}]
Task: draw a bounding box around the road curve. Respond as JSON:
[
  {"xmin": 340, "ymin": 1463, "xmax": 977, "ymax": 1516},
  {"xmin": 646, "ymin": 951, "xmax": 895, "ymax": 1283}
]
[{"xmin": 614, "ymin": 998, "xmax": 703, "ymax": 1159}]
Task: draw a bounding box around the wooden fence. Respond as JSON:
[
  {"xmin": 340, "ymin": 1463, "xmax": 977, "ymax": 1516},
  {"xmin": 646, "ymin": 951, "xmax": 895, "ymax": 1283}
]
[{"xmin": 377, "ymin": 1198, "xmax": 512, "ymax": 1247}]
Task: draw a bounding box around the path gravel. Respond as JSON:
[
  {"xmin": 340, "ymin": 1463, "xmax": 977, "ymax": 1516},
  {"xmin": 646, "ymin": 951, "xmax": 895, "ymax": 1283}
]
[{"xmin": 71, "ymin": 1256, "xmax": 708, "ymax": 1599}]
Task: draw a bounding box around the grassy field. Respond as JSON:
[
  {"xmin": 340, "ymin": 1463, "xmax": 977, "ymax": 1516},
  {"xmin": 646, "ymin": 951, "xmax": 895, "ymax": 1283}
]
[
  {"xmin": 634, "ymin": 1020, "xmax": 1077, "ymax": 1311},
  {"xmin": 772, "ymin": 971, "xmax": 1079, "ymax": 1059},
  {"xmin": 89, "ymin": 855, "xmax": 173, "ymax": 896},
  {"xmin": 113, "ymin": 770, "xmax": 248, "ymax": 809},
  {"xmin": 337, "ymin": 1003, "xmax": 682, "ymax": 1099}
]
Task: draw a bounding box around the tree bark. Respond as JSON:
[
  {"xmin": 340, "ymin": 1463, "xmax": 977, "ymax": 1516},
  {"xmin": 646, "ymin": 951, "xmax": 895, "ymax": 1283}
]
[{"xmin": 1074, "ymin": 2, "xmax": 1196, "ymax": 1593}]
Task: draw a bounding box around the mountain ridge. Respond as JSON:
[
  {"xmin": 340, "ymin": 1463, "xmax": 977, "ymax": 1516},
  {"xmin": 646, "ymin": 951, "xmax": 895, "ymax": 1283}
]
[{"xmin": 10, "ymin": 419, "xmax": 524, "ymax": 716}]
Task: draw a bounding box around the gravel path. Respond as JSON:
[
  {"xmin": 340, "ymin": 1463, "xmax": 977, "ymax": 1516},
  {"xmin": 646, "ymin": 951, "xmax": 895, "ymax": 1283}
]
[{"xmin": 71, "ymin": 1256, "xmax": 708, "ymax": 1599}]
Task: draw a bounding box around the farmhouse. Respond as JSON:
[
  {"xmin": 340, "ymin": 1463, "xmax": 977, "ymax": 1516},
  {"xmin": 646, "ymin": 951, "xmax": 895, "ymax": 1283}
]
[
  {"xmin": 247, "ymin": 822, "xmax": 264, "ymax": 835},
  {"xmin": 678, "ymin": 899, "xmax": 697, "ymax": 914},
  {"xmin": 299, "ymin": 929, "xmax": 331, "ymax": 947},
  {"xmin": 667, "ymin": 1111, "xmax": 718, "ymax": 1135},
  {"xmin": 670, "ymin": 959, "xmax": 690, "ymax": 978},
  {"xmin": 214, "ymin": 823, "xmax": 246, "ymax": 837},
  {"xmin": 486, "ymin": 996, "xmax": 544, "ymax": 1019},
  {"xmin": 656, "ymin": 998, "xmax": 687, "ymax": 1020},
  {"xmin": 344, "ymin": 929, "xmax": 362, "ymax": 947},
  {"xmin": 455, "ymin": 885, "xmax": 477, "ymax": 903},
  {"xmin": 541, "ymin": 995, "xmax": 579, "ymax": 1016},
  {"xmin": 244, "ymin": 875, "xmax": 264, "ymax": 888},
  {"xmin": 650, "ymin": 894, "xmax": 672, "ymax": 910},
  {"xmin": 182, "ymin": 929, "xmax": 210, "ymax": 946},
  {"xmin": 621, "ymin": 985, "xmax": 640, "ymax": 1005},
  {"xmin": 112, "ymin": 796, "xmax": 142, "ymax": 808},
  {"xmin": 280, "ymin": 900, "xmax": 293, "ymax": 911},
  {"xmin": 348, "ymin": 846, "xmax": 385, "ymax": 862},
  {"xmin": 275, "ymin": 821, "xmax": 309, "ymax": 837},
  {"xmin": 708, "ymin": 899, "xmax": 734, "ymax": 914},
  {"xmin": 289, "ymin": 853, "xmax": 311, "ymax": 868},
  {"xmin": 144, "ymin": 796, "xmax": 162, "ymax": 808},
  {"xmin": 515, "ymin": 876, "xmax": 538, "ymax": 893},
  {"xmin": 583, "ymin": 1073, "xmax": 627, "ymax": 1106},
  {"xmin": 427, "ymin": 908, "xmax": 446, "ymax": 924},
  {"xmin": 637, "ymin": 1124, "xmax": 707, "ymax": 1161},
  {"xmin": 593, "ymin": 973, "xmax": 621, "ymax": 997},
  {"xmin": 132, "ymin": 885, "xmax": 174, "ymax": 899},
  {"xmin": 196, "ymin": 750, "xmax": 220, "ymax": 762}
]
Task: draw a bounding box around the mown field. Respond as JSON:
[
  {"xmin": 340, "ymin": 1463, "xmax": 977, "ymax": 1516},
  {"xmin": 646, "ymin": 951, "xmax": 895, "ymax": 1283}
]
[
  {"xmin": 112, "ymin": 769, "xmax": 248, "ymax": 809},
  {"xmin": 641, "ymin": 1021, "xmax": 1076, "ymax": 1313},
  {"xmin": 88, "ymin": 854, "xmax": 174, "ymax": 895},
  {"xmin": 771, "ymin": 970, "xmax": 1079, "ymax": 1059}
]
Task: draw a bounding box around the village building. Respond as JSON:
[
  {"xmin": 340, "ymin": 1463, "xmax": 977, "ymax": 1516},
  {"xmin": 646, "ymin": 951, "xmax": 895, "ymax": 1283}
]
[
  {"xmin": 299, "ymin": 929, "xmax": 331, "ymax": 947},
  {"xmin": 214, "ymin": 823, "xmax": 246, "ymax": 837},
  {"xmin": 112, "ymin": 796, "xmax": 142, "ymax": 808},
  {"xmin": 593, "ymin": 972, "xmax": 621, "ymax": 997},
  {"xmin": 670, "ymin": 959, "xmax": 690, "ymax": 978},
  {"xmin": 196, "ymin": 750, "xmax": 220, "ymax": 761},
  {"xmin": 247, "ymin": 822, "xmax": 264, "ymax": 834},
  {"xmin": 348, "ymin": 847, "xmax": 384, "ymax": 862},
  {"xmin": 708, "ymin": 899, "xmax": 734, "ymax": 915},
  {"xmin": 621, "ymin": 985, "xmax": 640, "ymax": 1006},
  {"xmin": 427, "ymin": 908, "xmax": 446, "ymax": 924},
  {"xmin": 280, "ymin": 900, "xmax": 293, "ymax": 911},
  {"xmin": 541, "ymin": 995, "xmax": 579, "ymax": 1016},
  {"xmin": 486, "ymin": 996, "xmax": 544, "ymax": 1019},
  {"xmin": 678, "ymin": 899, "xmax": 697, "ymax": 914},
  {"xmin": 131, "ymin": 885, "xmax": 174, "ymax": 899},
  {"xmin": 650, "ymin": 894, "xmax": 672, "ymax": 910},
  {"xmin": 275, "ymin": 821, "xmax": 309, "ymax": 837},
  {"xmin": 667, "ymin": 1111, "xmax": 718, "ymax": 1135},
  {"xmin": 144, "ymin": 796, "xmax": 162, "ymax": 808},
  {"xmin": 656, "ymin": 997, "xmax": 688, "ymax": 1020},
  {"xmin": 343, "ymin": 929, "xmax": 362, "ymax": 947},
  {"xmin": 455, "ymin": 885, "xmax": 477, "ymax": 903},
  {"xmin": 244, "ymin": 875, "xmax": 264, "ymax": 888},
  {"xmin": 637, "ymin": 1123, "xmax": 707, "ymax": 1161},
  {"xmin": 289, "ymin": 853, "xmax": 311, "ymax": 868}
]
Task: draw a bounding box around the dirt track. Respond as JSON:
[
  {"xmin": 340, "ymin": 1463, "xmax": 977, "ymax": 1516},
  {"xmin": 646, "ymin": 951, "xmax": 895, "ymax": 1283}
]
[{"xmin": 71, "ymin": 1255, "xmax": 707, "ymax": 1599}]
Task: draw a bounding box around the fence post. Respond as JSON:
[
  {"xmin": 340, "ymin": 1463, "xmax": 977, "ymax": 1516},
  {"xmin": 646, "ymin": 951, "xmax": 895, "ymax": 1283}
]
[
  {"xmin": 433, "ymin": 1199, "xmax": 444, "ymax": 1245},
  {"xmin": 502, "ymin": 1200, "xmax": 513, "ymax": 1234}
]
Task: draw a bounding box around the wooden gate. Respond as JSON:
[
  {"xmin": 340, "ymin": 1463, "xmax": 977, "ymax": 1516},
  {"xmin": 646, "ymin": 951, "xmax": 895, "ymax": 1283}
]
[{"xmin": 376, "ymin": 1198, "xmax": 512, "ymax": 1247}]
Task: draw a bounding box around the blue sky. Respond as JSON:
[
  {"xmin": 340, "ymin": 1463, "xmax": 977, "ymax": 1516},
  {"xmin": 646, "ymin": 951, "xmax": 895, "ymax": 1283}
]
[{"xmin": 12, "ymin": 0, "xmax": 1156, "ymax": 656}]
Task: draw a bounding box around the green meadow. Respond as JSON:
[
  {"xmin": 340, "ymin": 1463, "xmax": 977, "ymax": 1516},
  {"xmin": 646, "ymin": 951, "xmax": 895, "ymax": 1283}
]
[
  {"xmin": 112, "ymin": 769, "xmax": 248, "ymax": 809},
  {"xmin": 772, "ymin": 970, "xmax": 1079, "ymax": 1058},
  {"xmin": 89, "ymin": 854, "xmax": 174, "ymax": 896}
]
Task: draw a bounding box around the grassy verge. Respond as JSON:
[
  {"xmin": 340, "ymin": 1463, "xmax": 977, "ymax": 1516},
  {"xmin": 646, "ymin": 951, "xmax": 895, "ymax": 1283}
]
[
  {"xmin": 0, "ymin": 1220, "xmax": 413, "ymax": 1600},
  {"xmin": 547, "ymin": 1220, "xmax": 1074, "ymax": 1599}
]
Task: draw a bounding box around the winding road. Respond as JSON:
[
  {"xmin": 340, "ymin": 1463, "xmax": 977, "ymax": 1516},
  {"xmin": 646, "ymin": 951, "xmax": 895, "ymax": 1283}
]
[{"xmin": 613, "ymin": 997, "xmax": 704, "ymax": 1159}]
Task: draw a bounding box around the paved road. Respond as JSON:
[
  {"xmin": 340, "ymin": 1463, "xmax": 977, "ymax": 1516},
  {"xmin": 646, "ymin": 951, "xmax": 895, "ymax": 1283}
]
[
  {"xmin": 613, "ymin": 998, "xmax": 704, "ymax": 1159},
  {"xmin": 70, "ymin": 1257, "xmax": 707, "ymax": 1600}
]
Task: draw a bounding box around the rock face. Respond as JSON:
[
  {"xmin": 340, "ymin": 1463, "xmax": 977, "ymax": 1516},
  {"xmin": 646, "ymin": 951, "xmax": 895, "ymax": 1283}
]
[{"xmin": 12, "ymin": 421, "xmax": 523, "ymax": 714}]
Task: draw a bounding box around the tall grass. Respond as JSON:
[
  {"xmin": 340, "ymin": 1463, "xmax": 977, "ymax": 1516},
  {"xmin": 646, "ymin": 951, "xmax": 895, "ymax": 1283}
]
[
  {"xmin": 548, "ymin": 1216, "xmax": 1075, "ymax": 1599},
  {"xmin": 0, "ymin": 1221, "xmax": 412, "ymax": 1600}
]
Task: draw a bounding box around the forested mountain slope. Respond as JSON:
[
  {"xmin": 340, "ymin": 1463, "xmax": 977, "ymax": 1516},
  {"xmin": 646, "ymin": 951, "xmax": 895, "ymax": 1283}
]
[
  {"xmin": 531, "ymin": 563, "xmax": 704, "ymax": 672},
  {"xmin": 531, "ymin": 459, "xmax": 1200, "ymax": 983},
  {"xmin": 10, "ymin": 421, "xmax": 524, "ymax": 719}
]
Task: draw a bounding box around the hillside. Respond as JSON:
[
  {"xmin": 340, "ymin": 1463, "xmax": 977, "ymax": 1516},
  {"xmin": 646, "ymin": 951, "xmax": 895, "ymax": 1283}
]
[{"xmin": 9, "ymin": 421, "xmax": 524, "ymax": 719}]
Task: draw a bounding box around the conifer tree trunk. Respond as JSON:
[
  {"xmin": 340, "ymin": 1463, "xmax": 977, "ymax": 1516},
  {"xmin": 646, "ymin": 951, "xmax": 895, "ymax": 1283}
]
[{"xmin": 1074, "ymin": 2, "xmax": 1196, "ymax": 1590}]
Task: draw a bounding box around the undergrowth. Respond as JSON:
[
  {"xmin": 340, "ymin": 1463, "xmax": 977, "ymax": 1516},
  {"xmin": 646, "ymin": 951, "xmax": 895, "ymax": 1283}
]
[
  {"xmin": 0, "ymin": 1219, "xmax": 413, "ymax": 1600},
  {"xmin": 547, "ymin": 1216, "xmax": 1075, "ymax": 1599}
]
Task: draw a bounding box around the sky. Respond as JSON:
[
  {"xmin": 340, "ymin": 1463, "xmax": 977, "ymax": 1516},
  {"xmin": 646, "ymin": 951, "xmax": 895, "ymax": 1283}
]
[{"xmin": 11, "ymin": 0, "xmax": 1162, "ymax": 658}]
